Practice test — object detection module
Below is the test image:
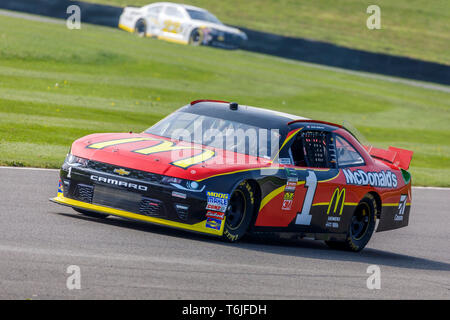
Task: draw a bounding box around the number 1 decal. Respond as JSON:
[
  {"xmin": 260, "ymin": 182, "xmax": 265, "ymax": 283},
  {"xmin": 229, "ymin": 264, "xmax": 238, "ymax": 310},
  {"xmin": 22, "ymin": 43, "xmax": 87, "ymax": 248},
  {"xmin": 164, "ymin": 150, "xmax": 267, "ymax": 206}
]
[{"xmin": 295, "ymin": 171, "xmax": 317, "ymax": 225}]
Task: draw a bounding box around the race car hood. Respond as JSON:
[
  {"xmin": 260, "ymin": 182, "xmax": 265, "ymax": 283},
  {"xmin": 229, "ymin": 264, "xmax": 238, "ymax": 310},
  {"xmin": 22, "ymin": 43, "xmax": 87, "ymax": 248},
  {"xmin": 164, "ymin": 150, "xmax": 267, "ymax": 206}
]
[{"xmin": 70, "ymin": 132, "xmax": 272, "ymax": 181}]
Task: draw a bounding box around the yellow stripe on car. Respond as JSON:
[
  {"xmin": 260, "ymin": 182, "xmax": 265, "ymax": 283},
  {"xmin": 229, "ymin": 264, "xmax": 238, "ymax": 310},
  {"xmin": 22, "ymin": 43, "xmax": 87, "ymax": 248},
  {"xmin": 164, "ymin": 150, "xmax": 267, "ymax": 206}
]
[
  {"xmin": 172, "ymin": 149, "xmax": 216, "ymax": 169},
  {"xmin": 312, "ymin": 202, "xmax": 358, "ymax": 206},
  {"xmin": 196, "ymin": 166, "xmax": 283, "ymax": 182},
  {"xmin": 259, "ymin": 180, "xmax": 306, "ymax": 211},
  {"xmin": 87, "ymin": 137, "xmax": 156, "ymax": 149},
  {"xmin": 133, "ymin": 140, "xmax": 216, "ymax": 168},
  {"xmin": 270, "ymin": 128, "xmax": 303, "ymax": 163},
  {"xmin": 118, "ymin": 24, "xmax": 134, "ymax": 33},
  {"xmin": 258, "ymin": 171, "xmax": 340, "ymax": 212}
]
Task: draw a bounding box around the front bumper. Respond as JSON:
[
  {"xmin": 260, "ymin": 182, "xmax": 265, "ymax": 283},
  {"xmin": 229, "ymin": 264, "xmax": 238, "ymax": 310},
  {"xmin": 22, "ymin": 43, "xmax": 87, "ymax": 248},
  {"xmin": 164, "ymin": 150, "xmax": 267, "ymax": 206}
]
[
  {"xmin": 205, "ymin": 30, "xmax": 247, "ymax": 49},
  {"xmin": 51, "ymin": 194, "xmax": 223, "ymax": 236},
  {"xmin": 50, "ymin": 163, "xmax": 225, "ymax": 236}
]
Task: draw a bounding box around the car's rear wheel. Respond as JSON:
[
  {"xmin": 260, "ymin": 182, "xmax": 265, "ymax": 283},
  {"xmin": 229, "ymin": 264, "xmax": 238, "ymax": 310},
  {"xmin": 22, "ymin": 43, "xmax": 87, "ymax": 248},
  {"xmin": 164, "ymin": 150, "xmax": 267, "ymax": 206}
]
[
  {"xmin": 223, "ymin": 181, "xmax": 256, "ymax": 242},
  {"xmin": 189, "ymin": 28, "xmax": 204, "ymax": 46},
  {"xmin": 73, "ymin": 208, "xmax": 109, "ymax": 219},
  {"xmin": 135, "ymin": 19, "xmax": 147, "ymax": 37},
  {"xmin": 325, "ymin": 195, "xmax": 376, "ymax": 252}
]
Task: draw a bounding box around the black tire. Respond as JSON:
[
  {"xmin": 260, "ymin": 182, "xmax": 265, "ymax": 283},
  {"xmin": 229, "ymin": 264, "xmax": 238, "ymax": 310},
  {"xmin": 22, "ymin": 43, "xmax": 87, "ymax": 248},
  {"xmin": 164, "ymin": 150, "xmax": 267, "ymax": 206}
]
[
  {"xmin": 325, "ymin": 194, "xmax": 377, "ymax": 252},
  {"xmin": 189, "ymin": 28, "xmax": 204, "ymax": 46},
  {"xmin": 222, "ymin": 181, "xmax": 256, "ymax": 242},
  {"xmin": 134, "ymin": 19, "xmax": 147, "ymax": 37},
  {"xmin": 73, "ymin": 208, "xmax": 109, "ymax": 219}
]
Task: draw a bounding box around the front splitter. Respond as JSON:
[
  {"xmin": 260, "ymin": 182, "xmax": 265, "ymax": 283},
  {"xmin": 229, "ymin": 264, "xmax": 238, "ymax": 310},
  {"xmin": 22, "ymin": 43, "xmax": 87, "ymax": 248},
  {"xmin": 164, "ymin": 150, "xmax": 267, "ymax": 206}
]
[{"xmin": 50, "ymin": 195, "xmax": 224, "ymax": 236}]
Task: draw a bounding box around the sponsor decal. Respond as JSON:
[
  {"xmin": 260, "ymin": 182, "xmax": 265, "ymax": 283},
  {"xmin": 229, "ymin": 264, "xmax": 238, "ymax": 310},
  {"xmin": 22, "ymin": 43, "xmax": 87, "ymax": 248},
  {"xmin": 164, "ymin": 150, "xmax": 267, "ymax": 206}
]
[
  {"xmin": 57, "ymin": 180, "xmax": 63, "ymax": 194},
  {"xmin": 206, "ymin": 217, "xmax": 222, "ymax": 230},
  {"xmin": 281, "ymin": 199, "xmax": 293, "ymax": 211},
  {"xmin": 86, "ymin": 137, "xmax": 215, "ymax": 169},
  {"xmin": 282, "ymin": 191, "xmax": 295, "ymax": 211},
  {"xmin": 207, "ymin": 191, "xmax": 229, "ymax": 199},
  {"xmin": 284, "ymin": 192, "xmax": 295, "ymax": 201},
  {"xmin": 113, "ymin": 168, "xmax": 130, "ymax": 176},
  {"xmin": 206, "ymin": 203, "xmax": 225, "ymax": 211},
  {"xmin": 206, "ymin": 210, "xmax": 225, "ymax": 220},
  {"xmin": 394, "ymin": 194, "xmax": 407, "ymax": 221},
  {"xmin": 285, "ymin": 167, "xmax": 297, "ymax": 177},
  {"xmin": 283, "ymin": 167, "xmax": 298, "ymax": 211},
  {"xmin": 327, "ymin": 188, "xmax": 346, "ymax": 216},
  {"xmin": 172, "ymin": 191, "xmax": 187, "ymax": 199},
  {"xmin": 343, "ymin": 169, "xmax": 398, "ymax": 188},
  {"xmin": 307, "ymin": 125, "xmax": 325, "ymax": 130},
  {"xmin": 279, "ymin": 158, "xmax": 291, "ymax": 165},
  {"xmin": 206, "ymin": 191, "xmax": 229, "ymax": 213},
  {"xmin": 90, "ymin": 175, "xmax": 148, "ymax": 191},
  {"xmin": 284, "ymin": 177, "xmax": 298, "ymax": 192},
  {"xmin": 325, "ymin": 189, "xmax": 343, "ymax": 229},
  {"xmin": 325, "ymin": 216, "xmax": 340, "ymax": 229}
]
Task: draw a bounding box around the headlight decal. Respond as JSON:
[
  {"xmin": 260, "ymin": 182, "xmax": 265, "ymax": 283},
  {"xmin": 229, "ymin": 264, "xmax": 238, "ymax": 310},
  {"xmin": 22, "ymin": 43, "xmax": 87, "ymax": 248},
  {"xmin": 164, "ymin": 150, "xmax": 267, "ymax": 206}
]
[
  {"xmin": 169, "ymin": 182, "xmax": 205, "ymax": 192},
  {"xmin": 65, "ymin": 154, "xmax": 89, "ymax": 167}
]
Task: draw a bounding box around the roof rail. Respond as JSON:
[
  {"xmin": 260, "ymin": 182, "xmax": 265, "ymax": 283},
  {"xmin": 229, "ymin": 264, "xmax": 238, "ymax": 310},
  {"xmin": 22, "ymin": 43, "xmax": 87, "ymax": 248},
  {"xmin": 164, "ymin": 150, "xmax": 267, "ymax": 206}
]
[
  {"xmin": 190, "ymin": 99, "xmax": 230, "ymax": 105},
  {"xmin": 287, "ymin": 119, "xmax": 342, "ymax": 128}
]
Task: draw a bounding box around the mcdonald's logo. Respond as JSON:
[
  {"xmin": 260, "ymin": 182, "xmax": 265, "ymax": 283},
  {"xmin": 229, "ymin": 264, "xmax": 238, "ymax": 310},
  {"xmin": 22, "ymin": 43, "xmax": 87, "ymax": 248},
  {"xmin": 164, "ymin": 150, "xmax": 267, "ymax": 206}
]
[
  {"xmin": 86, "ymin": 137, "xmax": 215, "ymax": 169},
  {"xmin": 327, "ymin": 188, "xmax": 346, "ymax": 215}
]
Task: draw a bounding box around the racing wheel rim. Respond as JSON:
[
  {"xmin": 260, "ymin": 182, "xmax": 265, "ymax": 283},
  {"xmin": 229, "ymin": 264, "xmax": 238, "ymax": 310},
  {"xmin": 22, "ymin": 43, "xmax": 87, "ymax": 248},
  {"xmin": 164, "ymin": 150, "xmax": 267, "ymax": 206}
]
[
  {"xmin": 135, "ymin": 20, "xmax": 146, "ymax": 37},
  {"xmin": 225, "ymin": 189, "xmax": 246, "ymax": 230},
  {"xmin": 189, "ymin": 29, "xmax": 203, "ymax": 45},
  {"xmin": 350, "ymin": 202, "xmax": 371, "ymax": 241}
]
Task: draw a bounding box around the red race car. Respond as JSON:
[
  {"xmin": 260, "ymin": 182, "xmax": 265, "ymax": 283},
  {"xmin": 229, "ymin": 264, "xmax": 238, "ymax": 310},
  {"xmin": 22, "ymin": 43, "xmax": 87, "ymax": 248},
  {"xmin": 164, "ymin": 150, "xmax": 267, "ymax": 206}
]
[{"xmin": 51, "ymin": 100, "xmax": 413, "ymax": 251}]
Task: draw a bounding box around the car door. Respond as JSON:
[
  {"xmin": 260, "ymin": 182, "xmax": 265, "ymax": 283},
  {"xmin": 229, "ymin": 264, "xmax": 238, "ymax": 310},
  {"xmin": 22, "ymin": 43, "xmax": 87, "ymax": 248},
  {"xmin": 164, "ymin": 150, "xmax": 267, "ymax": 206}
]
[
  {"xmin": 145, "ymin": 5, "xmax": 163, "ymax": 36},
  {"xmin": 285, "ymin": 129, "xmax": 342, "ymax": 232},
  {"xmin": 159, "ymin": 5, "xmax": 188, "ymax": 42}
]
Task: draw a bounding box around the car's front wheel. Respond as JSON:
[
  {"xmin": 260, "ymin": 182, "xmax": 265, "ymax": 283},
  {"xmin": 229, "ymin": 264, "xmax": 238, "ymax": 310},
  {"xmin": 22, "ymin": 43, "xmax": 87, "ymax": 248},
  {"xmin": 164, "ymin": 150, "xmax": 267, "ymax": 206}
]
[
  {"xmin": 189, "ymin": 28, "xmax": 204, "ymax": 46},
  {"xmin": 73, "ymin": 208, "xmax": 109, "ymax": 219},
  {"xmin": 222, "ymin": 181, "xmax": 256, "ymax": 242},
  {"xmin": 325, "ymin": 194, "xmax": 377, "ymax": 252},
  {"xmin": 134, "ymin": 19, "xmax": 147, "ymax": 37}
]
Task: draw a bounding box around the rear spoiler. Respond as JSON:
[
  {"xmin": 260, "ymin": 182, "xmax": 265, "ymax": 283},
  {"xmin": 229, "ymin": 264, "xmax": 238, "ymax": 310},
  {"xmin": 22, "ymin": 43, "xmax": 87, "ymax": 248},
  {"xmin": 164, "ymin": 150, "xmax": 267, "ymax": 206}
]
[{"xmin": 364, "ymin": 146, "xmax": 413, "ymax": 170}]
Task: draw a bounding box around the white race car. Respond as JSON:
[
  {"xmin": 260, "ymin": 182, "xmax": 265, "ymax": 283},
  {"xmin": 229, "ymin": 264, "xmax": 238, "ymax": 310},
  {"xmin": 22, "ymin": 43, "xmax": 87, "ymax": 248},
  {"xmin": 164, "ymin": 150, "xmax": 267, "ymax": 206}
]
[{"xmin": 119, "ymin": 2, "xmax": 248, "ymax": 49}]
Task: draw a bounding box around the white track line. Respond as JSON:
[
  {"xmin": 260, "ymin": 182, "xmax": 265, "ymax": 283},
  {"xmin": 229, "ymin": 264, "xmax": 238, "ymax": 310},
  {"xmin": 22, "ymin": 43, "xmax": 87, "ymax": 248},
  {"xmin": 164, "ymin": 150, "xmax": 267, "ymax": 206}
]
[
  {"xmin": 0, "ymin": 166, "xmax": 58, "ymax": 172},
  {"xmin": 0, "ymin": 9, "xmax": 64, "ymax": 24},
  {"xmin": 411, "ymin": 186, "xmax": 450, "ymax": 191},
  {"xmin": 0, "ymin": 166, "xmax": 448, "ymax": 190}
]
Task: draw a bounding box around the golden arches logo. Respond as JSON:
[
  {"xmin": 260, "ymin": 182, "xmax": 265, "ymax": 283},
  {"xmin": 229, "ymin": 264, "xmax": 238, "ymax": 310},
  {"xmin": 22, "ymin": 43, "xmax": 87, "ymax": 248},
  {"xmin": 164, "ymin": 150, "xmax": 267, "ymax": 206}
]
[
  {"xmin": 327, "ymin": 188, "xmax": 346, "ymax": 215},
  {"xmin": 134, "ymin": 140, "xmax": 215, "ymax": 169},
  {"xmin": 86, "ymin": 137, "xmax": 215, "ymax": 169}
]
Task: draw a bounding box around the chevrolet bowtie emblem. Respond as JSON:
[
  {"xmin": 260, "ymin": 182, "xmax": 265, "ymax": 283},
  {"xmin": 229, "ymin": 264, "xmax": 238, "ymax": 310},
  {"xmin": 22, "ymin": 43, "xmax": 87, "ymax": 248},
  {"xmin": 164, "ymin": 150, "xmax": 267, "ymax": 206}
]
[{"xmin": 114, "ymin": 168, "xmax": 130, "ymax": 176}]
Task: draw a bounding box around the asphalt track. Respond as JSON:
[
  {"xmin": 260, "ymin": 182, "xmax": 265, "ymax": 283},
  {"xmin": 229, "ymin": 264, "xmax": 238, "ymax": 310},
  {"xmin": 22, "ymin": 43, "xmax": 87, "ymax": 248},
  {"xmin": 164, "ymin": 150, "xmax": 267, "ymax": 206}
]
[{"xmin": 0, "ymin": 167, "xmax": 449, "ymax": 300}]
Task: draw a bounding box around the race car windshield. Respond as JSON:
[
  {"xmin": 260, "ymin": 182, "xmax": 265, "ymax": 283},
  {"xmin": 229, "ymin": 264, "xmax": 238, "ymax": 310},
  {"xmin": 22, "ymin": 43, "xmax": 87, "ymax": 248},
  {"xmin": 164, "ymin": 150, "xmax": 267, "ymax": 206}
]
[
  {"xmin": 145, "ymin": 111, "xmax": 280, "ymax": 159},
  {"xmin": 186, "ymin": 9, "xmax": 223, "ymax": 24},
  {"xmin": 342, "ymin": 120, "xmax": 370, "ymax": 147}
]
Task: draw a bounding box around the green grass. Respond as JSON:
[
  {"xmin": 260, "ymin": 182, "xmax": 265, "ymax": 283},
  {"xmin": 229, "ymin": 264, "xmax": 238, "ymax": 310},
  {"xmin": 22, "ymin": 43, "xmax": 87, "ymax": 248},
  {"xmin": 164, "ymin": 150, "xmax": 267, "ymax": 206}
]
[
  {"xmin": 85, "ymin": 0, "xmax": 450, "ymax": 65},
  {"xmin": 0, "ymin": 15, "xmax": 449, "ymax": 186}
]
